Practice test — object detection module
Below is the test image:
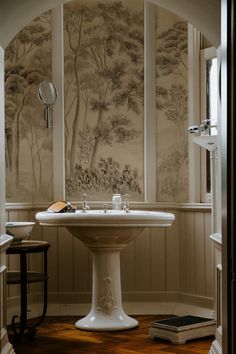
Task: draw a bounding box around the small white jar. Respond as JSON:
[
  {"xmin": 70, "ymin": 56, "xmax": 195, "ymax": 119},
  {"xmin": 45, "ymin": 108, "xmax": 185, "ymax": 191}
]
[{"xmin": 112, "ymin": 194, "xmax": 122, "ymax": 210}]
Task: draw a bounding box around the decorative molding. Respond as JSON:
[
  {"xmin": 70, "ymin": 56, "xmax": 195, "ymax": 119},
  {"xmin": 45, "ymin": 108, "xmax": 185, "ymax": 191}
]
[
  {"xmin": 144, "ymin": 0, "xmax": 157, "ymax": 202},
  {"xmin": 0, "ymin": 47, "xmax": 5, "ymax": 236},
  {"xmin": 0, "ymin": 234, "xmax": 13, "ymax": 253},
  {"xmin": 188, "ymin": 24, "xmax": 201, "ymax": 203},
  {"xmin": 51, "ymin": 5, "xmax": 65, "ymax": 201},
  {"xmin": 98, "ymin": 277, "xmax": 116, "ymax": 314},
  {"xmin": 5, "ymin": 202, "xmax": 212, "ymax": 211}
]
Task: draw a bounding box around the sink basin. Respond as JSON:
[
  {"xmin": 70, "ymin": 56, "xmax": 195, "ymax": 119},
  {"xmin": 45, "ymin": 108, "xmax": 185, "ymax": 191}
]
[
  {"xmin": 5, "ymin": 222, "xmax": 35, "ymax": 243},
  {"xmin": 36, "ymin": 209, "xmax": 175, "ymax": 331},
  {"xmin": 193, "ymin": 135, "xmax": 217, "ymax": 151},
  {"xmin": 36, "ymin": 210, "xmax": 174, "ymax": 247}
]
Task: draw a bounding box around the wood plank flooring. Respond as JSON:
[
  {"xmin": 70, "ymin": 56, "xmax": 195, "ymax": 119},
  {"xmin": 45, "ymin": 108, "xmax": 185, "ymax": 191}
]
[{"xmin": 10, "ymin": 315, "xmax": 214, "ymax": 354}]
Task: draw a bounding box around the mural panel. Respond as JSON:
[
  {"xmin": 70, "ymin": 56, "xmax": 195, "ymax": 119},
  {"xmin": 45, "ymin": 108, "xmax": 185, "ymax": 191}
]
[
  {"xmin": 5, "ymin": 12, "xmax": 53, "ymax": 203},
  {"xmin": 64, "ymin": 0, "xmax": 144, "ymax": 201},
  {"xmin": 156, "ymin": 7, "xmax": 189, "ymax": 202}
]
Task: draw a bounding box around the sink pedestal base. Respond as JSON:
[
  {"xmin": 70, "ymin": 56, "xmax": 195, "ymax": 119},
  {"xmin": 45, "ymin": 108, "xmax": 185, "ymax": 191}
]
[
  {"xmin": 75, "ymin": 247, "xmax": 138, "ymax": 331},
  {"xmin": 75, "ymin": 310, "xmax": 138, "ymax": 331}
]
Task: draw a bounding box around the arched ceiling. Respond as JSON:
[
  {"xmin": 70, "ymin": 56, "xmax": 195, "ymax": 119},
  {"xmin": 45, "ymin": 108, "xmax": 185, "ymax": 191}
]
[
  {"xmin": 150, "ymin": 0, "xmax": 220, "ymax": 47},
  {"xmin": 0, "ymin": 0, "xmax": 220, "ymax": 49}
]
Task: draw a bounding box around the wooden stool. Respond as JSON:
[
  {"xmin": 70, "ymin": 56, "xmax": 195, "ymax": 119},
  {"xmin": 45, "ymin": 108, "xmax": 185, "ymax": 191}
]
[{"xmin": 6, "ymin": 240, "xmax": 50, "ymax": 342}]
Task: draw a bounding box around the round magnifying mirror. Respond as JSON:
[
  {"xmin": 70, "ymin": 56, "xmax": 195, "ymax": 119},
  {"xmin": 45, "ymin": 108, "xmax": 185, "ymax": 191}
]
[
  {"xmin": 38, "ymin": 80, "xmax": 58, "ymax": 128},
  {"xmin": 38, "ymin": 80, "xmax": 58, "ymax": 106}
]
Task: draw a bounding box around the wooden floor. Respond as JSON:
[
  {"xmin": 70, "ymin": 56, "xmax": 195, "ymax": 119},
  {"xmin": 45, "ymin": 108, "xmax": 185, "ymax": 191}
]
[{"xmin": 10, "ymin": 315, "xmax": 214, "ymax": 354}]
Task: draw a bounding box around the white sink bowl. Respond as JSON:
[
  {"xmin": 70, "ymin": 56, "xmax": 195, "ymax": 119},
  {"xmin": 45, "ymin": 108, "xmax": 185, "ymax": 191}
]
[
  {"xmin": 36, "ymin": 209, "xmax": 175, "ymax": 331},
  {"xmin": 193, "ymin": 135, "xmax": 217, "ymax": 151},
  {"xmin": 5, "ymin": 222, "xmax": 35, "ymax": 243},
  {"xmin": 36, "ymin": 209, "xmax": 174, "ymax": 247}
]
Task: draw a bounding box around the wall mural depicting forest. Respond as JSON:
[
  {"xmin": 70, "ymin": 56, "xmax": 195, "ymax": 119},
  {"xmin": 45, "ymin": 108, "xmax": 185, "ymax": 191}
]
[
  {"xmin": 5, "ymin": 12, "xmax": 53, "ymax": 203},
  {"xmin": 155, "ymin": 7, "xmax": 189, "ymax": 202},
  {"xmin": 4, "ymin": 2, "xmax": 190, "ymax": 204},
  {"xmin": 64, "ymin": 0, "xmax": 144, "ymax": 201}
]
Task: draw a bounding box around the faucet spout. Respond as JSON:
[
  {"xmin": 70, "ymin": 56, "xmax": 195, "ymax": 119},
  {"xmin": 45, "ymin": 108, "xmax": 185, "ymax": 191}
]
[
  {"xmin": 81, "ymin": 193, "xmax": 90, "ymax": 212},
  {"xmin": 123, "ymin": 194, "xmax": 130, "ymax": 213}
]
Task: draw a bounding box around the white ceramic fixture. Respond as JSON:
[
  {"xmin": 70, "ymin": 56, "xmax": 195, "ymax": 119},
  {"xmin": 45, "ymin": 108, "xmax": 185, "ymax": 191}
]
[
  {"xmin": 193, "ymin": 135, "xmax": 217, "ymax": 151},
  {"xmin": 5, "ymin": 222, "xmax": 35, "ymax": 243},
  {"xmin": 36, "ymin": 210, "xmax": 175, "ymax": 331}
]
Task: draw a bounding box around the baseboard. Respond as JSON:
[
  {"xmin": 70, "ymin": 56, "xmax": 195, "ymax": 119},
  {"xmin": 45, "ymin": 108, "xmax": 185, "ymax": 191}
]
[
  {"xmin": 7, "ymin": 291, "xmax": 214, "ymax": 320},
  {"xmin": 179, "ymin": 292, "xmax": 214, "ymax": 310},
  {"xmin": 46, "ymin": 290, "xmax": 180, "ymax": 304},
  {"xmin": 7, "ymin": 294, "xmax": 37, "ymax": 325},
  {"xmin": 44, "ymin": 301, "xmax": 214, "ymax": 318},
  {"xmin": 44, "ymin": 290, "xmax": 213, "ymax": 307}
]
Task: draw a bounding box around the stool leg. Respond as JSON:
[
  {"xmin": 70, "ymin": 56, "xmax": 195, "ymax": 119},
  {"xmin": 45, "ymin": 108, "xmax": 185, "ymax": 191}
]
[
  {"xmin": 11, "ymin": 253, "xmax": 27, "ymax": 338},
  {"xmin": 29, "ymin": 249, "xmax": 48, "ymax": 329}
]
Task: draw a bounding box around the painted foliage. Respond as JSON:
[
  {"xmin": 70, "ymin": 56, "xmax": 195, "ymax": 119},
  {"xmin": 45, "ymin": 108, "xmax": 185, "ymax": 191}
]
[
  {"xmin": 5, "ymin": 12, "xmax": 53, "ymax": 202},
  {"xmin": 64, "ymin": 0, "xmax": 144, "ymax": 201},
  {"xmin": 156, "ymin": 7, "xmax": 189, "ymax": 202}
]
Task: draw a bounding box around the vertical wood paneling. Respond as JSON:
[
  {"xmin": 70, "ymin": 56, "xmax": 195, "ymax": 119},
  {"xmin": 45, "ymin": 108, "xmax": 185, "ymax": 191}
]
[
  {"xmin": 42, "ymin": 226, "xmax": 59, "ymax": 292},
  {"xmin": 73, "ymin": 237, "xmax": 91, "ymax": 292},
  {"xmin": 121, "ymin": 242, "xmax": 135, "ymax": 292},
  {"xmin": 134, "ymin": 229, "xmax": 150, "ymax": 290},
  {"xmin": 150, "ymin": 228, "xmax": 165, "ymax": 291},
  {"xmin": 7, "ymin": 210, "xmax": 21, "ymax": 298},
  {"xmin": 28, "ymin": 210, "xmax": 37, "ymax": 223},
  {"xmin": 5, "ymin": 205, "xmax": 213, "ymax": 309},
  {"xmin": 204, "ymin": 212, "xmax": 213, "ymax": 297},
  {"xmin": 28, "ymin": 213, "xmax": 43, "ymax": 294},
  {"xmin": 194, "ymin": 212, "xmax": 205, "ymax": 296},
  {"xmin": 17, "ymin": 210, "xmax": 29, "ymax": 222},
  {"xmin": 58, "ymin": 227, "xmax": 74, "ymax": 292},
  {"xmin": 166, "ymin": 210, "xmax": 179, "ymax": 291},
  {"xmin": 185, "ymin": 211, "xmax": 195, "ymax": 294},
  {"xmin": 179, "ymin": 211, "xmax": 187, "ymax": 292}
]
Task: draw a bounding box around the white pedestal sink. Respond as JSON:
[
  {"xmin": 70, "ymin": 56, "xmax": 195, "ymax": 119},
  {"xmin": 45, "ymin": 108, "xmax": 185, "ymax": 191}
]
[{"xmin": 36, "ymin": 209, "xmax": 175, "ymax": 331}]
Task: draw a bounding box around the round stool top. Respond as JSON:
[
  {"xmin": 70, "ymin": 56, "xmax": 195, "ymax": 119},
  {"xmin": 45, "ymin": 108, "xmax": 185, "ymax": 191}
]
[{"xmin": 7, "ymin": 240, "xmax": 50, "ymax": 254}]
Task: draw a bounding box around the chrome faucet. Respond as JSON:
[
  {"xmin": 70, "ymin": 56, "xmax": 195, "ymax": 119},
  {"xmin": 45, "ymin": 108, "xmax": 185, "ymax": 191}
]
[
  {"xmin": 123, "ymin": 194, "xmax": 130, "ymax": 213},
  {"xmin": 200, "ymin": 119, "xmax": 218, "ymax": 134},
  {"xmin": 187, "ymin": 125, "xmax": 200, "ymax": 134},
  {"xmin": 81, "ymin": 193, "xmax": 90, "ymax": 212},
  {"xmin": 187, "ymin": 119, "xmax": 217, "ymax": 135}
]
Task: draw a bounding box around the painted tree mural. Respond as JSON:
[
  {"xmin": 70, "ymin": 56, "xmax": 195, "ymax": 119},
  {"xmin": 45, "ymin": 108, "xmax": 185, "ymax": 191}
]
[
  {"xmin": 64, "ymin": 0, "xmax": 144, "ymax": 200},
  {"xmin": 156, "ymin": 9, "xmax": 189, "ymax": 202},
  {"xmin": 5, "ymin": 13, "xmax": 53, "ymax": 202}
]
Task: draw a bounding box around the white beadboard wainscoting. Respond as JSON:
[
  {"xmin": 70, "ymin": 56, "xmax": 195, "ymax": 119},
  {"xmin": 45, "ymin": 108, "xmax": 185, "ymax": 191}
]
[{"xmin": 5, "ymin": 203, "xmax": 213, "ymax": 320}]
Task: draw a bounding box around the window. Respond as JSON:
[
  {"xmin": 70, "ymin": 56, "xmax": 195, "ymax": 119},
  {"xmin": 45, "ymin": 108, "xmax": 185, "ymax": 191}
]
[
  {"xmin": 188, "ymin": 25, "xmax": 218, "ymax": 203},
  {"xmin": 200, "ymin": 47, "xmax": 218, "ymax": 202}
]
